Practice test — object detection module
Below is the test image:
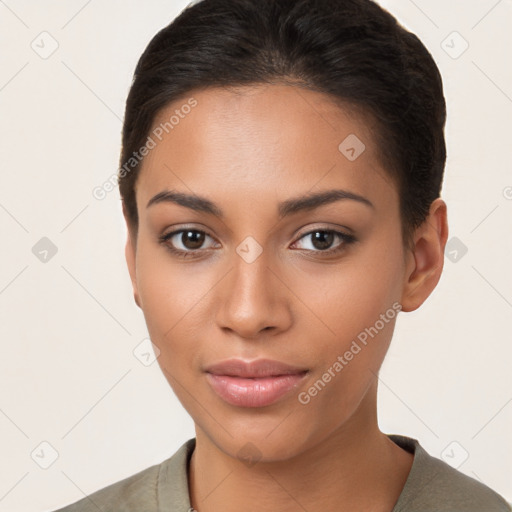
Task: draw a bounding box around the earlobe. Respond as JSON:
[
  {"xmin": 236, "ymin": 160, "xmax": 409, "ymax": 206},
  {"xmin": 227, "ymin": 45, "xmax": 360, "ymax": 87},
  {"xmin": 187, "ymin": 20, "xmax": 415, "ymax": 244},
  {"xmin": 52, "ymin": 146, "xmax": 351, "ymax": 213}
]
[
  {"xmin": 400, "ymin": 198, "xmax": 449, "ymax": 312},
  {"xmin": 122, "ymin": 202, "xmax": 141, "ymax": 309}
]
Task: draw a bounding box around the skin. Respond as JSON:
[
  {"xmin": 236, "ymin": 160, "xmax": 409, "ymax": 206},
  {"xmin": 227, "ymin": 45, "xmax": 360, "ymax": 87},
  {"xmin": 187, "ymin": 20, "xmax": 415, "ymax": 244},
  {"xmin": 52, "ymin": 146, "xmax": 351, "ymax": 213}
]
[{"xmin": 123, "ymin": 84, "xmax": 448, "ymax": 512}]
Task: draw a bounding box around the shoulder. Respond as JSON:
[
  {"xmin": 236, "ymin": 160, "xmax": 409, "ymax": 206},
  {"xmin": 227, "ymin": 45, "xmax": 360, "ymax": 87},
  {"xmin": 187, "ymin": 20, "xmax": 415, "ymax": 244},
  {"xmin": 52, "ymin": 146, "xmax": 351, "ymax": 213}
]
[
  {"xmin": 52, "ymin": 439, "xmax": 195, "ymax": 512},
  {"xmin": 389, "ymin": 434, "xmax": 512, "ymax": 512},
  {"xmin": 52, "ymin": 463, "xmax": 161, "ymax": 512}
]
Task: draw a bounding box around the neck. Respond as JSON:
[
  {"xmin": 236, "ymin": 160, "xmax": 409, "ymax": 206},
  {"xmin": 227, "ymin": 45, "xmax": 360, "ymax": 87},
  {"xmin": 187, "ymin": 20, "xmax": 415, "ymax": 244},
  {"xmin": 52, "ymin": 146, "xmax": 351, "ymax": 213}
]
[{"xmin": 188, "ymin": 384, "xmax": 413, "ymax": 512}]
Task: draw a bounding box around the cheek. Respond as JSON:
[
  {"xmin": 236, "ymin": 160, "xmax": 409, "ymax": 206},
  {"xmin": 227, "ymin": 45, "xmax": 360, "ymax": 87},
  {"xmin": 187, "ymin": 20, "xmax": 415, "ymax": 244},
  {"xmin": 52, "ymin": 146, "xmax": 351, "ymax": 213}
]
[
  {"xmin": 292, "ymin": 263, "xmax": 402, "ymax": 426},
  {"xmin": 289, "ymin": 234, "xmax": 404, "ymax": 399},
  {"xmin": 134, "ymin": 239, "xmax": 231, "ymax": 383},
  {"xmin": 292, "ymin": 244, "xmax": 403, "ymax": 343},
  {"xmin": 135, "ymin": 242, "xmax": 198, "ymax": 353}
]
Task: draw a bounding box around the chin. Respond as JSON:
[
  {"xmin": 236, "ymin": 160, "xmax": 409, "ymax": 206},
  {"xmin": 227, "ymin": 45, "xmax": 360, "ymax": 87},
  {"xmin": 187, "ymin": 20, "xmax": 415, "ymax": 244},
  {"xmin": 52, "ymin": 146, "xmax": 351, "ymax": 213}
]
[{"xmin": 198, "ymin": 416, "xmax": 320, "ymax": 464}]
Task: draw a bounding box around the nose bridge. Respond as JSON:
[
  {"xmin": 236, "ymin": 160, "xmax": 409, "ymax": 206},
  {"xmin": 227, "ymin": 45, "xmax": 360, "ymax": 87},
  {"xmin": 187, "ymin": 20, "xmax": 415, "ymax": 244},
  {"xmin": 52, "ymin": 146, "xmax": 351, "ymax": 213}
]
[
  {"xmin": 215, "ymin": 241, "xmax": 290, "ymax": 338},
  {"xmin": 233, "ymin": 248, "xmax": 273, "ymax": 301}
]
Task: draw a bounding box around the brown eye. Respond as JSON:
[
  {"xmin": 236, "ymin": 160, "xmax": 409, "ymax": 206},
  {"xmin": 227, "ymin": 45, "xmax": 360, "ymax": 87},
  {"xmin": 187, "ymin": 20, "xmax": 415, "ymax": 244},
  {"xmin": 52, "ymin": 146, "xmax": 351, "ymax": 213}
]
[
  {"xmin": 310, "ymin": 231, "xmax": 335, "ymax": 250},
  {"xmin": 292, "ymin": 229, "xmax": 356, "ymax": 255},
  {"xmin": 159, "ymin": 228, "xmax": 219, "ymax": 258},
  {"xmin": 180, "ymin": 230, "xmax": 205, "ymax": 249}
]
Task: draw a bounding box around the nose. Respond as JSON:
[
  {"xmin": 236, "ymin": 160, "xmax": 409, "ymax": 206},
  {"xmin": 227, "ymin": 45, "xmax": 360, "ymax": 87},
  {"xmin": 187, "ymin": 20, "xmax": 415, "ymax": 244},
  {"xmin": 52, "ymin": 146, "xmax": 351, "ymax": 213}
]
[{"xmin": 215, "ymin": 249, "xmax": 293, "ymax": 340}]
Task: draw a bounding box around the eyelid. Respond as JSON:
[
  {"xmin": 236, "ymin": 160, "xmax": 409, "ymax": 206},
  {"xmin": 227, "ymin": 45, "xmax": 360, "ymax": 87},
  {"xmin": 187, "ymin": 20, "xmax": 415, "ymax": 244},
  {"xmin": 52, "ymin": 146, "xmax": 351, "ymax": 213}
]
[
  {"xmin": 293, "ymin": 222, "xmax": 355, "ymax": 238},
  {"xmin": 160, "ymin": 223, "xmax": 215, "ymax": 237}
]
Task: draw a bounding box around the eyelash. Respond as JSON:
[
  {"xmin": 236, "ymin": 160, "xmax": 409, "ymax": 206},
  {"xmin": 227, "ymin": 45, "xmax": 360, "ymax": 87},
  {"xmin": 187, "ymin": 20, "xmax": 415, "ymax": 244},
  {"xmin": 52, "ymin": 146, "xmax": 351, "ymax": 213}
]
[{"xmin": 158, "ymin": 227, "xmax": 356, "ymax": 259}]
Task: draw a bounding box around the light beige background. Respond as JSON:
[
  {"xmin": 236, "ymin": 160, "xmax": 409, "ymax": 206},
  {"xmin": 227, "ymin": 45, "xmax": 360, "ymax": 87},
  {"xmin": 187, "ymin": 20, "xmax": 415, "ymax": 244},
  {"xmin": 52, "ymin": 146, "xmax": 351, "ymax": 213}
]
[{"xmin": 0, "ymin": 1, "xmax": 511, "ymax": 510}]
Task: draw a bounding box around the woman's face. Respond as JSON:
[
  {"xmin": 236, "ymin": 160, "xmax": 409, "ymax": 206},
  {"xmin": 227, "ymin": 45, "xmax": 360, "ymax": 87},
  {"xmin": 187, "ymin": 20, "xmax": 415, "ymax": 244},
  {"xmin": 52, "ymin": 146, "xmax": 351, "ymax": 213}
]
[{"xmin": 125, "ymin": 84, "xmax": 422, "ymax": 461}]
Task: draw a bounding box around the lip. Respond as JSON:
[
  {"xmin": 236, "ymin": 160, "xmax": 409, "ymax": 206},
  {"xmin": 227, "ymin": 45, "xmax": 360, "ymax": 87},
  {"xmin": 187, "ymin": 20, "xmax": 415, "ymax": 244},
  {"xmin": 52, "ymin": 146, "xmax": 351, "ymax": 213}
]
[{"xmin": 204, "ymin": 358, "xmax": 309, "ymax": 408}]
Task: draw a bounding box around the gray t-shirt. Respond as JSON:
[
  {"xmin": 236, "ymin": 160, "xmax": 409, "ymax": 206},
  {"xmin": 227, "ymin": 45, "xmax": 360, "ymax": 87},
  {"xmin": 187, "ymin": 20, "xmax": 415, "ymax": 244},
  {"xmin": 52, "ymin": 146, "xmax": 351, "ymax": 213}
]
[{"xmin": 53, "ymin": 434, "xmax": 511, "ymax": 511}]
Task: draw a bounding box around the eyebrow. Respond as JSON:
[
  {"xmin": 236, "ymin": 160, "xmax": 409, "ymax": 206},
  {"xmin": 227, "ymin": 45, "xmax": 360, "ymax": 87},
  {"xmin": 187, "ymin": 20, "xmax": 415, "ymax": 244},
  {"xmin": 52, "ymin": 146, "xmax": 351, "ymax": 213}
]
[{"xmin": 146, "ymin": 188, "xmax": 374, "ymax": 218}]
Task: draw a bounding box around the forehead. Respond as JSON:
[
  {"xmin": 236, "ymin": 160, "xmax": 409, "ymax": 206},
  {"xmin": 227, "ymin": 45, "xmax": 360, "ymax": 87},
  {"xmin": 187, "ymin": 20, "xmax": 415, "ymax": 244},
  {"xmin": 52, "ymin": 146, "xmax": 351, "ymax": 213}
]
[{"xmin": 136, "ymin": 84, "xmax": 397, "ymax": 215}]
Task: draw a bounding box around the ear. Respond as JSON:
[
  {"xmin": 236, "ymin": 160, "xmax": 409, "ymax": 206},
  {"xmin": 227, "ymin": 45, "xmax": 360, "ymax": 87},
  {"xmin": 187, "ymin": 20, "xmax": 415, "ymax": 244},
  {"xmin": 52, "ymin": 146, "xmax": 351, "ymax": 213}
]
[
  {"xmin": 400, "ymin": 198, "xmax": 449, "ymax": 312},
  {"xmin": 122, "ymin": 201, "xmax": 141, "ymax": 309}
]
